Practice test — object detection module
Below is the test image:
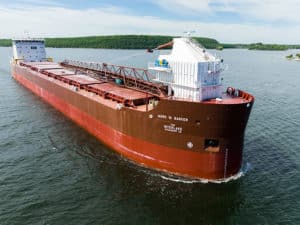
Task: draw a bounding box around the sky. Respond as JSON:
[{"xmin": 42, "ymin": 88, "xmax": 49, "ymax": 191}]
[{"xmin": 0, "ymin": 0, "xmax": 299, "ymax": 44}]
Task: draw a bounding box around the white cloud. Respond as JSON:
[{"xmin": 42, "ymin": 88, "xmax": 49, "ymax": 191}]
[
  {"xmin": 242, "ymin": 0, "xmax": 300, "ymax": 23},
  {"xmin": 0, "ymin": 4, "xmax": 300, "ymax": 43},
  {"xmin": 0, "ymin": 0, "xmax": 64, "ymax": 7},
  {"xmin": 154, "ymin": 0, "xmax": 211, "ymax": 14},
  {"xmin": 154, "ymin": 0, "xmax": 300, "ymax": 23}
]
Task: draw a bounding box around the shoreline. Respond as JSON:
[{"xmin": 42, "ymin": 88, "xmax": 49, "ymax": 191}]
[{"xmin": 1, "ymin": 35, "xmax": 300, "ymax": 50}]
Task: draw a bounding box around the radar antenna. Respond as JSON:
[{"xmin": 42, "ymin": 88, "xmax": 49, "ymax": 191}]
[{"xmin": 183, "ymin": 31, "xmax": 195, "ymax": 37}]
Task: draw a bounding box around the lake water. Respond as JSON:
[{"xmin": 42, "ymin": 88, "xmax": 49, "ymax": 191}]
[{"xmin": 0, "ymin": 47, "xmax": 299, "ymax": 225}]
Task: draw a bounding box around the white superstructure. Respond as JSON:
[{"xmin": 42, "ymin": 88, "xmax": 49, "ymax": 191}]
[
  {"xmin": 149, "ymin": 37, "xmax": 223, "ymax": 101},
  {"xmin": 12, "ymin": 39, "xmax": 47, "ymax": 62}
]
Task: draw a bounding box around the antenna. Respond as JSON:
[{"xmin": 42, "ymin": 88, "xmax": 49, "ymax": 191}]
[
  {"xmin": 23, "ymin": 30, "xmax": 31, "ymax": 39},
  {"xmin": 183, "ymin": 31, "xmax": 196, "ymax": 37}
]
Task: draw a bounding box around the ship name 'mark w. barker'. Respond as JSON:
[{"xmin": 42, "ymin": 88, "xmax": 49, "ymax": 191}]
[{"xmin": 10, "ymin": 36, "xmax": 254, "ymax": 181}]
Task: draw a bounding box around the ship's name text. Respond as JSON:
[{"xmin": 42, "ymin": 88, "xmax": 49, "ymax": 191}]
[{"xmin": 157, "ymin": 114, "xmax": 189, "ymax": 122}]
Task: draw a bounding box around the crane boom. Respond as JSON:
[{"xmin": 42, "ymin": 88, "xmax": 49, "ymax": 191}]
[{"xmin": 154, "ymin": 41, "xmax": 174, "ymax": 50}]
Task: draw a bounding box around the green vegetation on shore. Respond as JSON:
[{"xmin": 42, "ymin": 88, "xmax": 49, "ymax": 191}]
[
  {"xmin": 0, "ymin": 35, "xmax": 220, "ymax": 49},
  {"xmin": 221, "ymin": 42, "xmax": 300, "ymax": 50},
  {"xmin": 1, "ymin": 35, "xmax": 300, "ymax": 51},
  {"xmin": 248, "ymin": 42, "xmax": 289, "ymax": 50},
  {"xmin": 0, "ymin": 39, "xmax": 12, "ymax": 47},
  {"xmin": 221, "ymin": 43, "xmax": 249, "ymax": 49},
  {"xmin": 45, "ymin": 35, "xmax": 220, "ymax": 49},
  {"xmin": 285, "ymin": 53, "xmax": 300, "ymax": 60}
]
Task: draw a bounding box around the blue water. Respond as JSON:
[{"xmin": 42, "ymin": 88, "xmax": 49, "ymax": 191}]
[{"xmin": 0, "ymin": 47, "xmax": 299, "ymax": 225}]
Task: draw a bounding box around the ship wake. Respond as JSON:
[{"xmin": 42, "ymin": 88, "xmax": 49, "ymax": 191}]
[{"xmin": 157, "ymin": 162, "xmax": 252, "ymax": 184}]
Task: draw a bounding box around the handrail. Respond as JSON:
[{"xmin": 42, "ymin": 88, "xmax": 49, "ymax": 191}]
[{"xmin": 60, "ymin": 60, "xmax": 169, "ymax": 98}]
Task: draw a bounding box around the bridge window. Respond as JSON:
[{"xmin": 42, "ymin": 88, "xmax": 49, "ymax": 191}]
[{"xmin": 31, "ymin": 46, "xmax": 37, "ymax": 49}]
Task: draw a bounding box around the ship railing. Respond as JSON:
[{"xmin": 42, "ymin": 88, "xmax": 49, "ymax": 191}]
[
  {"xmin": 237, "ymin": 89, "xmax": 255, "ymax": 102},
  {"xmin": 226, "ymin": 87, "xmax": 255, "ymax": 102},
  {"xmin": 60, "ymin": 60, "xmax": 169, "ymax": 98}
]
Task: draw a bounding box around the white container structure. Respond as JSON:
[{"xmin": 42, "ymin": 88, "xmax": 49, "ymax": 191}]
[
  {"xmin": 148, "ymin": 37, "xmax": 223, "ymax": 101},
  {"xmin": 12, "ymin": 39, "xmax": 46, "ymax": 62}
]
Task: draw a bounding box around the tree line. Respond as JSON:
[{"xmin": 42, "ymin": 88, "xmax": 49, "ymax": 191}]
[
  {"xmin": 1, "ymin": 35, "xmax": 300, "ymax": 50},
  {"xmin": 0, "ymin": 35, "xmax": 220, "ymax": 49}
]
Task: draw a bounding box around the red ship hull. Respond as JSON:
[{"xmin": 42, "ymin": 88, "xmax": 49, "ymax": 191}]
[{"xmin": 11, "ymin": 62, "xmax": 254, "ymax": 181}]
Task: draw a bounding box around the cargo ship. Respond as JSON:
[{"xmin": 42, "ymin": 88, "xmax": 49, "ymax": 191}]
[{"xmin": 10, "ymin": 37, "xmax": 254, "ymax": 181}]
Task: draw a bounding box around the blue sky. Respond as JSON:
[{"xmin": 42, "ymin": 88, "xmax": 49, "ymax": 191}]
[{"xmin": 0, "ymin": 0, "xmax": 299, "ymax": 43}]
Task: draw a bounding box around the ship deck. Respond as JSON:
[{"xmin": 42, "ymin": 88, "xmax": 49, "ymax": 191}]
[
  {"xmin": 202, "ymin": 93, "xmax": 253, "ymax": 104},
  {"xmin": 19, "ymin": 61, "xmax": 253, "ymax": 111},
  {"xmin": 20, "ymin": 61, "xmax": 155, "ymax": 109}
]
